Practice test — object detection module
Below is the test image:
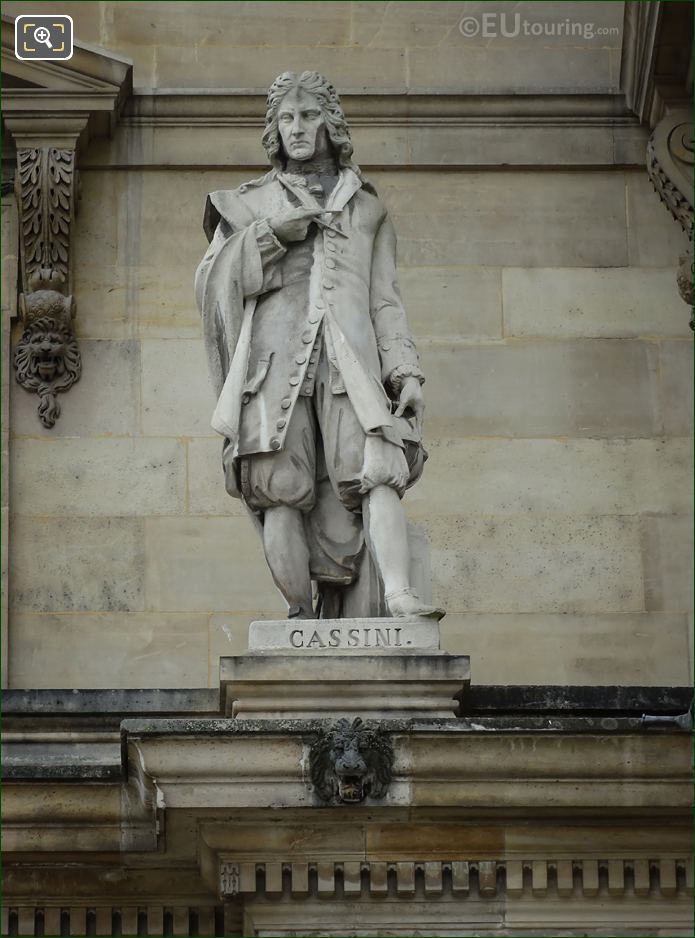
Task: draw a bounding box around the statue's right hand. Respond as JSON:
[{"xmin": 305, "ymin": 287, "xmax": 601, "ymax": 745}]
[{"xmin": 267, "ymin": 206, "xmax": 326, "ymax": 242}]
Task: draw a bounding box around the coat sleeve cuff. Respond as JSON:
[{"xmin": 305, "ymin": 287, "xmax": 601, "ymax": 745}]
[
  {"xmin": 255, "ymin": 218, "xmax": 287, "ymax": 265},
  {"xmin": 387, "ymin": 364, "xmax": 425, "ymax": 394},
  {"xmin": 377, "ymin": 336, "xmax": 423, "ymax": 390}
]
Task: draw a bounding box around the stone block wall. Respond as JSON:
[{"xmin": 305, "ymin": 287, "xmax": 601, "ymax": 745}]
[{"xmin": 4, "ymin": 1, "xmax": 692, "ymax": 688}]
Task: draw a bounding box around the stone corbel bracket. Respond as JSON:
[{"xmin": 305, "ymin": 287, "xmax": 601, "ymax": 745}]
[
  {"xmin": 1, "ymin": 14, "xmax": 132, "ymax": 425},
  {"xmin": 646, "ymin": 109, "xmax": 694, "ymax": 318},
  {"xmin": 13, "ymin": 146, "xmax": 81, "ymax": 427}
]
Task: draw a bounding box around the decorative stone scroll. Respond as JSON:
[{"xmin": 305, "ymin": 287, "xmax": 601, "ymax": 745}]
[
  {"xmin": 646, "ymin": 110, "xmax": 694, "ymax": 324},
  {"xmin": 13, "ymin": 146, "xmax": 81, "ymax": 426}
]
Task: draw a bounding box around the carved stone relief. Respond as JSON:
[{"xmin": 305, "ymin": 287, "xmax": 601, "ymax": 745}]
[
  {"xmin": 646, "ymin": 110, "xmax": 694, "ymax": 325},
  {"xmin": 220, "ymin": 861, "xmax": 240, "ymax": 897},
  {"xmin": 13, "ymin": 146, "xmax": 81, "ymax": 426},
  {"xmin": 308, "ymin": 717, "xmax": 394, "ymax": 804}
]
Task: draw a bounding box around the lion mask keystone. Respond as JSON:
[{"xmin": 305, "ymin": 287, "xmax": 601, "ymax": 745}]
[{"xmin": 309, "ymin": 717, "xmax": 394, "ymax": 804}]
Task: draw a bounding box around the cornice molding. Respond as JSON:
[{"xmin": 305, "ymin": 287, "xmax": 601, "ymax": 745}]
[
  {"xmin": 621, "ymin": 0, "xmax": 693, "ymax": 128},
  {"xmin": 1, "ymin": 14, "xmax": 133, "ymax": 145},
  {"xmin": 217, "ymin": 856, "xmax": 693, "ymax": 901},
  {"xmin": 122, "ymin": 90, "xmax": 637, "ymax": 127},
  {"xmin": 621, "ymin": 0, "xmax": 664, "ymax": 125}
]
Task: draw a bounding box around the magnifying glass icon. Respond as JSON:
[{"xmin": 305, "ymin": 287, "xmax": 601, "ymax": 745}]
[{"xmin": 33, "ymin": 26, "xmax": 53, "ymax": 49}]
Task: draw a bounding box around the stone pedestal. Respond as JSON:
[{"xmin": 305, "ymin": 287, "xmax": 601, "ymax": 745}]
[{"xmin": 219, "ymin": 618, "xmax": 470, "ymax": 719}]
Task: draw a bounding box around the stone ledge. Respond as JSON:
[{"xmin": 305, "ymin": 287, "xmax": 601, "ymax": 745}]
[
  {"xmin": 122, "ymin": 91, "xmax": 637, "ymax": 122},
  {"xmin": 73, "ymin": 91, "xmax": 650, "ymax": 169},
  {"xmin": 3, "ymin": 685, "xmax": 691, "ymax": 718},
  {"xmin": 220, "ymin": 654, "xmax": 470, "ymax": 719}
]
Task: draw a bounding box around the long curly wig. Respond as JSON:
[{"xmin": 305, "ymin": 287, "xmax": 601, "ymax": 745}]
[{"xmin": 262, "ymin": 71, "xmax": 358, "ymax": 172}]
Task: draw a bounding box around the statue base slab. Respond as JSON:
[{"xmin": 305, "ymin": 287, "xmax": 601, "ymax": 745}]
[{"xmin": 219, "ymin": 618, "xmax": 470, "ymax": 720}]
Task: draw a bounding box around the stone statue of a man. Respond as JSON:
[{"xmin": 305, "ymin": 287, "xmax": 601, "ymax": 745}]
[{"xmin": 195, "ymin": 71, "xmax": 442, "ymax": 621}]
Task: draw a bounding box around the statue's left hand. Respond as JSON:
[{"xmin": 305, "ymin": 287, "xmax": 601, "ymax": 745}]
[{"xmin": 394, "ymin": 376, "xmax": 424, "ymax": 435}]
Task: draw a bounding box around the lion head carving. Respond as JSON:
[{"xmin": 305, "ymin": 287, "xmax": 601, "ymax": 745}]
[
  {"xmin": 14, "ymin": 314, "xmax": 81, "ymax": 428},
  {"xmin": 309, "ymin": 717, "xmax": 394, "ymax": 804}
]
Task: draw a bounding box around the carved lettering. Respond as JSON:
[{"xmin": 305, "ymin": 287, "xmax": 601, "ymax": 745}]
[{"xmin": 284, "ymin": 624, "xmax": 425, "ymax": 649}]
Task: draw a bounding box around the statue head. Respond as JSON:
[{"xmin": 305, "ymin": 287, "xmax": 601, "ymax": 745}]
[{"xmin": 262, "ymin": 71, "xmax": 356, "ymax": 170}]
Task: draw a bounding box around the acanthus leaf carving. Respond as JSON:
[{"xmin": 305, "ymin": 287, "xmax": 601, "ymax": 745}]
[
  {"xmin": 14, "ymin": 147, "xmax": 81, "ymax": 425},
  {"xmin": 646, "ymin": 110, "xmax": 694, "ymax": 327}
]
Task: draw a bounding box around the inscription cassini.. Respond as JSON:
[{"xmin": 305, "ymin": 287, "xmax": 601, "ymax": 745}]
[{"xmin": 289, "ymin": 626, "xmax": 404, "ymax": 649}]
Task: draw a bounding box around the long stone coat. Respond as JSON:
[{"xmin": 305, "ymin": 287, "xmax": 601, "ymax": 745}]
[{"xmin": 195, "ymin": 167, "xmax": 423, "ymax": 472}]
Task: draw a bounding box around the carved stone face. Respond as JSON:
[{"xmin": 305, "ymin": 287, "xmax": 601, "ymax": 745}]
[
  {"xmin": 14, "ymin": 315, "xmax": 81, "ymax": 428},
  {"xmin": 27, "ymin": 329, "xmax": 67, "ymax": 382},
  {"xmin": 309, "ymin": 718, "xmax": 394, "ymax": 804},
  {"xmin": 277, "ymin": 87, "xmax": 329, "ymax": 161},
  {"xmin": 331, "ymin": 734, "xmax": 369, "ymax": 803}
]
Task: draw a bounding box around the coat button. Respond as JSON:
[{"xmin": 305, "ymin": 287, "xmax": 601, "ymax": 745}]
[
  {"xmin": 241, "ymin": 393, "xmax": 251, "ymax": 405},
  {"xmin": 270, "ymin": 438, "xmax": 281, "ymax": 450},
  {"xmin": 326, "ymin": 242, "xmax": 337, "ymax": 252},
  {"xmin": 381, "ymin": 343, "xmax": 391, "ymax": 352},
  {"xmin": 314, "ymin": 299, "xmax": 325, "ymax": 308},
  {"xmin": 281, "ymin": 398, "xmax": 292, "ymax": 409},
  {"xmin": 309, "ymin": 315, "xmax": 319, "ymax": 324},
  {"xmin": 322, "ymin": 281, "xmax": 334, "ymax": 290},
  {"xmin": 289, "ymin": 376, "xmax": 300, "ymax": 386},
  {"xmin": 276, "ymin": 418, "xmax": 287, "ymax": 430},
  {"xmin": 325, "ymin": 258, "xmax": 336, "ymax": 269},
  {"xmin": 295, "ymin": 355, "xmax": 306, "ymax": 365},
  {"xmin": 302, "ymin": 331, "xmax": 313, "ymax": 343}
]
